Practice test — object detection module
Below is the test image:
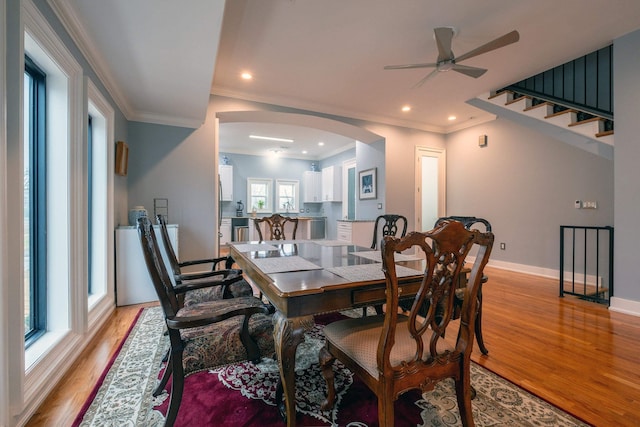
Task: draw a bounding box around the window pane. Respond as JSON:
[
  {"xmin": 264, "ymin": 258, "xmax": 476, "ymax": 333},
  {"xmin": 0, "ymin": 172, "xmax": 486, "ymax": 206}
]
[
  {"xmin": 24, "ymin": 56, "xmax": 46, "ymax": 343},
  {"xmin": 23, "ymin": 72, "xmax": 32, "ymax": 333},
  {"xmin": 87, "ymin": 116, "xmax": 93, "ymax": 296}
]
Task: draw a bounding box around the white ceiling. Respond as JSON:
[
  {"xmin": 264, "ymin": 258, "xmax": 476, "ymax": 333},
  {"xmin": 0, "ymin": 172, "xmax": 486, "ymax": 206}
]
[{"xmin": 51, "ymin": 0, "xmax": 640, "ymax": 157}]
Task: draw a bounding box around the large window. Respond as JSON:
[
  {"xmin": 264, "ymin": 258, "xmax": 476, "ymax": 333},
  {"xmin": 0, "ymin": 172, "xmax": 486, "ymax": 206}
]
[
  {"xmin": 87, "ymin": 80, "xmax": 114, "ymax": 306},
  {"xmin": 23, "ymin": 56, "xmax": 47, "ymax": 344},
  {"xmin": 87, "ymin": 115, "xmax": 93, "ymax": 296}
]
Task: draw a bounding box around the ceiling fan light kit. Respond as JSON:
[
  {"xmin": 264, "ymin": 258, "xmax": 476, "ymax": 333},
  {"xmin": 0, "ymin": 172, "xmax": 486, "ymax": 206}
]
[{"xmin": 384, "ymin": 27, "xmax": 520, "ymax": 87}]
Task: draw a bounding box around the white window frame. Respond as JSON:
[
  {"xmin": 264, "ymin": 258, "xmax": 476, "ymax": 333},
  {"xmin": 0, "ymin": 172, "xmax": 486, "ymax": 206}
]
[
  {"xmin": 21, "ymin": 0, "xmax": 84, "ymax": 409},
  {"xmin": 247, "ymin": 178, "xmax": 273, "ymax": 213},
  {"xmin": 275, "ymin": 179, "xmax": 299, "ymax": 214},
  {"xmin": 86, "ymin": 79, "xmax": 115, "ymax": 325}
]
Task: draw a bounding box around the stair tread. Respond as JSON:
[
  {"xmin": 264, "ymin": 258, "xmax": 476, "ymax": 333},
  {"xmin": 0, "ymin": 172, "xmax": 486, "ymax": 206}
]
[
  {"xmin": 505, "ymin": 95, "xmax": 531, "ymax": 106},
  {"xmin": 545, "ymin": 109, "xmax": 577, "ymax": 119},
  {"xmin": 568, "ymin": 116, "xmax": 603, "ymax": 127},
  {"xmin": 488, "ymin": 90, "xmax": 513, "ymax": 100},
  {"xmin": 596, "ymin": 130, "xmax": 614, "ymax": 137},
  {"xmin": 523, "ymin": 101, "xmax": 551, "ymax": 112}
]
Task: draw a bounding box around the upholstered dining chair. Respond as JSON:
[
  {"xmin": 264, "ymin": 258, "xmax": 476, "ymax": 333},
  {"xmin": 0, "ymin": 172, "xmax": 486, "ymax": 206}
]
[
  {"xmin": 319, "ymin": 220, "xmax": 494, "ymax": 426},
  {"xmin": 138, "ymin": 217, "xmax": 275, "ymax": 427},
  {"xmin": 253, "ymin": 213, "xmax": 299, "ymax": 241},
  {"xmin": 156, "ymin": 215, "xmax": 254, "ymax": 306},
  {"xmin": 434, "ymin": 216, "xmax": 492, "ymax": 354},
  {"xmin": 371, "ymin": 214, "xmax": 408, "ymax": 249}
]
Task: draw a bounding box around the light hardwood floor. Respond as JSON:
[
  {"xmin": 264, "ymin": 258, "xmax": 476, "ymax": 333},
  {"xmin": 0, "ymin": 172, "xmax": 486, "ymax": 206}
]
[{"xmin": 26, "ymin": 267, "xmax": 640, "ymax": 426}]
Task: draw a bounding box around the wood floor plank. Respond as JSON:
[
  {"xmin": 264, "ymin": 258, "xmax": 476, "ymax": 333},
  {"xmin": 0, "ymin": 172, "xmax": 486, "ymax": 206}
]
[{"xmin": 25, "ymin": 267, "xmax": 640, "ymax": 426}]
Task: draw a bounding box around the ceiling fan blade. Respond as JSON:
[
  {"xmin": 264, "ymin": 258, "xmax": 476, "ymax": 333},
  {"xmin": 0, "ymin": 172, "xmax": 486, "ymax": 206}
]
[
  {"xmin": 452, "ymin": 64, "xmax": 487, "ymax": 78},
  {"xmin": 384, "ymin": 62, "xmax": 437, "ymax": 70},
  {"xmin": 413, "ymin": 69, "xmax": 439, "ymax": 88},
  {"xmin": 434, "ymin": 27, "xmax": 454, "ymax": 62},
  {"xmin": 455, "ymin": 30, "xmax": 520, "ymax": 63}
]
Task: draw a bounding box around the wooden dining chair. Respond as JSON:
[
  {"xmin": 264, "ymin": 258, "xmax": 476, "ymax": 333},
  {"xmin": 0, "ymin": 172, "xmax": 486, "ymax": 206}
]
[
  {"xmin": 253, "ymin": 213, "xmax": 298, "ymax": 241},
  {"xmin": 319, "ymin": 220, "xmax": 494, "ymax": 426},
  {"xmin": 156, "ymin": 215, "xmax": 254, "ymax": 306},
  {"xmin": 371, "ymin": 214, "xmax": 408, "ymax": 249},
  {"xmin": 137, "ymin": 217, "xmax": 275, "ymax": 427},
  {"xmin": 435, "ymin": 216, "xmax": 492, "ymax": 354}
]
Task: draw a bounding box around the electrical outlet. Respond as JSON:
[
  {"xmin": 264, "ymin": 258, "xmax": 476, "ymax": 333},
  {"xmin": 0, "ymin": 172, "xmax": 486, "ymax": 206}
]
[{"xmin": 500, "ymin": 242, "xmax": 506, "ymax": 250}]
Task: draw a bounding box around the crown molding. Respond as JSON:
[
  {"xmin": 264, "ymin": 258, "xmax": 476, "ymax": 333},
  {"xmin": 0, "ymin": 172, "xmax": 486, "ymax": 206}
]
[
  {"xmin": 129, "ymin": 110, "xmax": 204, "ymax": 129},
  {"xmin": 47, "ymin": 0, "xmax": 134, "ymax": 119}
]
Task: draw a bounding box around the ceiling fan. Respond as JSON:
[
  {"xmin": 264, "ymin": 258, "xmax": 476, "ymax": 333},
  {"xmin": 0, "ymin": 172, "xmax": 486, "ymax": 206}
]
[{"xmin": 384, "ymin": 27, "xmax": 520, "ymax": 87}]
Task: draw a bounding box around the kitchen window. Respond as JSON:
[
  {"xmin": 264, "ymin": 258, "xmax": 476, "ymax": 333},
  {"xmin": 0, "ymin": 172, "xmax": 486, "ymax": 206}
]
[
  {"xmin": 247, "ymin": 178, "xmax": 273, "ymax": 213},
  {"xmin": 276, "ymin": 179, "xmax": 299, "ymax": 214}
]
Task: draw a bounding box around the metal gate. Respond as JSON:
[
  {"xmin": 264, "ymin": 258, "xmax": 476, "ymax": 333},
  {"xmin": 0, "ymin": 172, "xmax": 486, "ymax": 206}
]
[{"xmin": 559, "ymin": 225, "xmax": 613, "ymax": 305}]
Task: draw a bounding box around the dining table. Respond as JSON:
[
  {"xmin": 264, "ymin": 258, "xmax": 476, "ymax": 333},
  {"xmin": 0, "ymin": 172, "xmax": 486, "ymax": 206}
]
[{"xmin": 229, "ymin": 239, "xmax": 426, "ymax": 427}]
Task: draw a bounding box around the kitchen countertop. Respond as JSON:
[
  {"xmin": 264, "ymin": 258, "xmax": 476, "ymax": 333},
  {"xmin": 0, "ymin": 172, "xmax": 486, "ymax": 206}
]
[
  {"xmin": 225, "ymin": 216, "xmax": 326, "ymax": 220},
  {"xmin": 337, "ymin": 219, "xmax": 375, "ymax": 222}
]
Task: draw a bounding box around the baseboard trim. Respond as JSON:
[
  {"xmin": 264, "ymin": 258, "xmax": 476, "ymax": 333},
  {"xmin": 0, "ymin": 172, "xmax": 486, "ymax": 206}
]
[
  {"xmin": 609, "ymin": 297, "xmax": 640, "ymax": 317},
  {"xmin": 487, "ymin": 259, "xmax": 558, "ymax": 279}
]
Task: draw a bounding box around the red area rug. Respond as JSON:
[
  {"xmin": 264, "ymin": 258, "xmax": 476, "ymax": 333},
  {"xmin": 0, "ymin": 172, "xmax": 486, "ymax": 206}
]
[{"xmin": 74, "ymin": 307, "xmax": 589, "ymax": 427}]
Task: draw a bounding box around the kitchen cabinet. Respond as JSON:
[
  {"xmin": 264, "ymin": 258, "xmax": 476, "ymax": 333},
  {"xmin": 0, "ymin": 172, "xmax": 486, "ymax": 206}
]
[
  {"xmin": 220, "ymin": 218, "xmax": 232, "ymax": 245},
  {"xmin": 116, "ymin": 224, "xmax": 178, "ymax": 306},
  {"xmin": 219, "ymin": 164, "xmax": 233, "ymax": 201},
  {"xmin": 303, "ymin": 171, "xmax": 322, "ymax": 203},
  {"xmin": 337, "ymin": 220, "xmax": 375, "ymax": 247},
  {"xmin": 322, "ymin": 165, "xmax": 342, "ymax": 202}
]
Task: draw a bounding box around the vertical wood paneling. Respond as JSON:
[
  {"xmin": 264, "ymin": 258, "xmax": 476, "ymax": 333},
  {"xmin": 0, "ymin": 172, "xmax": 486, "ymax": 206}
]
[{"xmin": 506, "ymin": 45, "xmax": 613, "ymax": 118}]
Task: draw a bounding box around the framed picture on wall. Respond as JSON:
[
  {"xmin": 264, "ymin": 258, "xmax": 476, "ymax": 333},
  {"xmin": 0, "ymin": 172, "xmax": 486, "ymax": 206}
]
[{"xmin": 359, "ymin": 167, "xmax": 377, "ymax": 200}]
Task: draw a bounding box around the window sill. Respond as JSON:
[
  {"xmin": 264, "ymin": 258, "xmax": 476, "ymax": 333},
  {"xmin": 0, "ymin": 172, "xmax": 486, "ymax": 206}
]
[{"xmin": 25, "ymin": 329, "xmax": 67, "ymax": 370}]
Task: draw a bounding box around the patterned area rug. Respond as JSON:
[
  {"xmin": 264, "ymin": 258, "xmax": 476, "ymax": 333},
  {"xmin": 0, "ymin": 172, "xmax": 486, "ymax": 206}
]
[{"xmin": 74, "ymin": 307, "xmax": 589, "ymax": 426}]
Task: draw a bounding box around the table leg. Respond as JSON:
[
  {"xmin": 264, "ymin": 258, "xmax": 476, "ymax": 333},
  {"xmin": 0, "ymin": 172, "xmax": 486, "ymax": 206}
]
[{"xmin": 273, "ymin": 311, "xmax": 314, "ymax": 427}]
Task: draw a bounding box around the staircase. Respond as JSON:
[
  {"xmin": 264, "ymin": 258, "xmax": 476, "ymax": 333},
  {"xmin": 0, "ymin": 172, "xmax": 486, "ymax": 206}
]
[{"xmin": 468, "ymin": 90, "xmax": 614, "ymax": 160}]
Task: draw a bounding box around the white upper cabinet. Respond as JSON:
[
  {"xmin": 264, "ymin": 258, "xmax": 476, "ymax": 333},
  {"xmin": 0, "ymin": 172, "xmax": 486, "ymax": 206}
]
[
  {"xmin": 322, "ymin": 165, "xmax": 342, "ymax": 202},
  {"xmin": 303, "ymin": 171, "xmax": 322, "ymax": 203},
  {"xmin": 219, "ymin": 164, "xmax": 233, "ymax": 201}
]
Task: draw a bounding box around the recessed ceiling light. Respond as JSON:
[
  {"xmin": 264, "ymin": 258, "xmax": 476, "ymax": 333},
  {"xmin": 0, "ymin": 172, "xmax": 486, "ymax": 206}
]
[
  {"xmin": 302, "ymin": 150, "xmax": 308, "ymax": 154},
  {"xmin": 241, "ymin": 72, "xmax": 253, "ymax": 80},
  {"xmin": 402, "ymin": 105, "xmax": 411, "ymax": 112},
  {"xmin": 448, "ymin": 115, "xmax": 457, "ymax": 121},
  {"xmin": 249, "ymin": 135, "xmax": 294, "ymax": 143},
  {"xmin": 318, "ymin": 142, "xmax": 325, "ymax": 146}
]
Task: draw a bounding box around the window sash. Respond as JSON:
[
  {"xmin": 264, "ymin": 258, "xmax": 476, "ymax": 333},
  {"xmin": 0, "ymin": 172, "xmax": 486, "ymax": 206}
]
[{"xmin": 24, "ymin": 55, "xmax": 47, "ymax": 344}]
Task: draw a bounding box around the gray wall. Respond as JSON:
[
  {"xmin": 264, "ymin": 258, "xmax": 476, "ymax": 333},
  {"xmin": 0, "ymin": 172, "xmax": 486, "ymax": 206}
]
[
  {"xmin": 445, "ymin": 118, "xmax": 614, "ymax": 272},
  {"xmin": 127, "ymin": 120, "xmax": 213, "ymax": 261}
]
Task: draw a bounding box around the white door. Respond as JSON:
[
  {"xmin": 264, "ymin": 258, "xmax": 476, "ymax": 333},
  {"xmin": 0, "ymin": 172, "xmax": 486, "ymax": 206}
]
[{"xmin": 415, "ymin": 147, "xmax": 446, "ymax": 231}]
